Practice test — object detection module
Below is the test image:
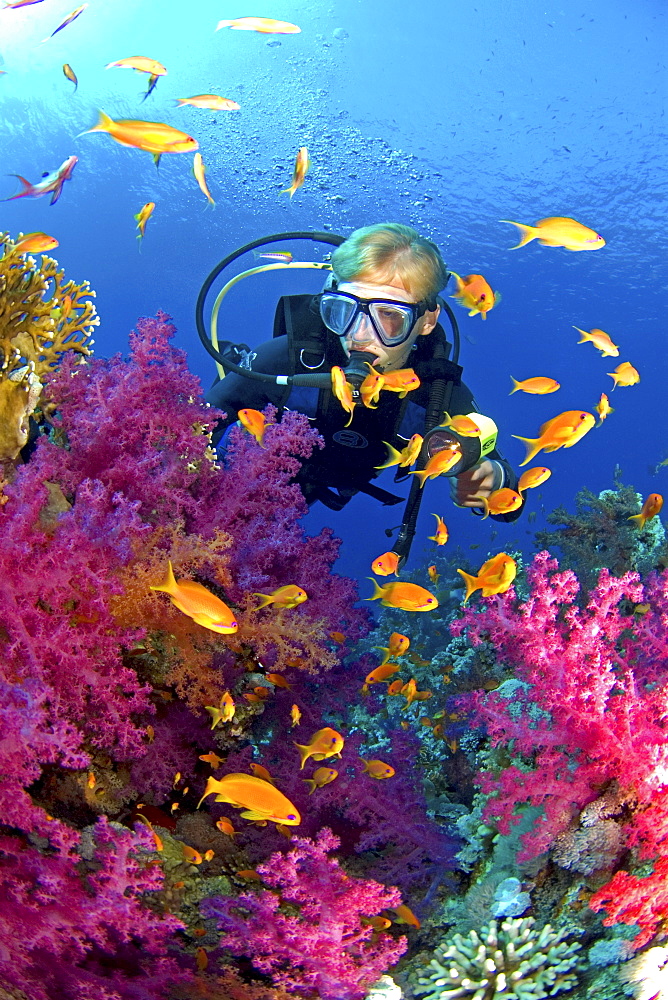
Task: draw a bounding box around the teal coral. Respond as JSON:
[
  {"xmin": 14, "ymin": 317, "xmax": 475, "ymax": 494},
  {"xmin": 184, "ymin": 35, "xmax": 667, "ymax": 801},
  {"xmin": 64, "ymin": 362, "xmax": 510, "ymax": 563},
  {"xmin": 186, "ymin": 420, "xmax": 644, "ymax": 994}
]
[{"xmin": 413, "ymin": 917, "xmax": 581, "ymax": 999}]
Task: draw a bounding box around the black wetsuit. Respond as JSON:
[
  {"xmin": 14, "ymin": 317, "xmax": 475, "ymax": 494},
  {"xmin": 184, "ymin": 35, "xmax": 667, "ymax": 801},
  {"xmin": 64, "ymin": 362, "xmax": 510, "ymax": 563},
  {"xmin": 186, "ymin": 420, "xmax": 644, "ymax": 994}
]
[{"xmin": 206, "ymin": 294, "xmax": 523, "ymax": 521}]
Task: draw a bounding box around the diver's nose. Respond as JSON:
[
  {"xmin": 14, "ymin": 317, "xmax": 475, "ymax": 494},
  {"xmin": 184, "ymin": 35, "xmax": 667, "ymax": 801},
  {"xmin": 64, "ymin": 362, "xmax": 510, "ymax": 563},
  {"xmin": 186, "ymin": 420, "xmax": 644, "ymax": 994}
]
[{"xmin": 347, "ymin": 313, "xmax": 375, "ymax": 346}]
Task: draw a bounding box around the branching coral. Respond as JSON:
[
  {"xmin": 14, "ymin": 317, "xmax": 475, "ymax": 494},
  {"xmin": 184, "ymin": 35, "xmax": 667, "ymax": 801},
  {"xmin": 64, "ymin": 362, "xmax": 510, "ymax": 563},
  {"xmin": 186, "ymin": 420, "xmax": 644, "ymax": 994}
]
[
  {"xmin": 412, "ymin": 917, "xmax": 581, "ymax": 999},
  {"xmin": 0, "ymin": 233, "xmax": 97, "ymax": 461}
]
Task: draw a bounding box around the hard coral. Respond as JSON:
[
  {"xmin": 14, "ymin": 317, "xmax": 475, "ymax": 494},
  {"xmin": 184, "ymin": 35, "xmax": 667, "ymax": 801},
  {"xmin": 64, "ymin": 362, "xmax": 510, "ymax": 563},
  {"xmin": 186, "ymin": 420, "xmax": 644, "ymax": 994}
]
[
  {"xmin": 0, "ymin": 232, "xmax": 97, "ymax": 461},
  {"xmin": 413, "ymin": 917, "xmax": 581, "ymax": 999}
]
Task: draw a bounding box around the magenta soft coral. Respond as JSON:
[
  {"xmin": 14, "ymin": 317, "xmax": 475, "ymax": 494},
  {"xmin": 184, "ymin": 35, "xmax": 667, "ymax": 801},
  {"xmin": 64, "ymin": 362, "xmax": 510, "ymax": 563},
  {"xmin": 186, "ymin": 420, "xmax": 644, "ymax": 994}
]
[
  {"xmin": 0, "ymin": 817, "xmax": 190, "ymax": 1000},
  {"xmin": 201, "ymin": 828, "xmax": 407, "ymax": 999},
  {"xmin": 451, "ymin": 551, "xmax": 668, "ymax": 861}
]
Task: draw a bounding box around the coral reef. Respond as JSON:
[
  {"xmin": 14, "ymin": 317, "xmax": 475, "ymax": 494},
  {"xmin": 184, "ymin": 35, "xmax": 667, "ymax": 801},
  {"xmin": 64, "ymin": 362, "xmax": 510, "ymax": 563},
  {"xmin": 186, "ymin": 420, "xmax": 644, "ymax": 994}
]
[
  {"xmin": 412, "ymin": 917, "xmax": 581, "ymax": 999},
  {"xmin": 0, "ymin": 232, "xmax": 97, "ymax": 462}
]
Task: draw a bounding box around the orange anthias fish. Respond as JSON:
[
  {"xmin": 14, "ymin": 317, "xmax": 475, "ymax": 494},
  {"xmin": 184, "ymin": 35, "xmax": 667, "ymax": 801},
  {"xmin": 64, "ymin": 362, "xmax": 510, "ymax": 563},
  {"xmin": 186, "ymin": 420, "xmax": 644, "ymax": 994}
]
[
  {"xmin": 380, "ymin": 369, "xmax": 420, "ymax": 397},
  {"xmin": 595, "ymin": 393, "xmax": 614, "ymax": 426},
  {"xmin": 500, "ymin": 217, "xmax": 605, "ymax": 251},
  {"xmin": 428, "ymin": 565, "xmax": 439, "ymax": 585},
  {"xmin": 374, "ymin": 632, "xmax": 410, "ymax": 665},
  {"xmin": 428, "ymin": 514, "xmax": 449, "ymax": 545},
  {"xmin": 134, "ymin": 201, "xmax": 155, "ymax": 243},
  {"xmin": 150, "ymin": 561, "xmax": 238, "ymax": 634},
  {"xmin": 331, "ymin": 366, "xmax": 355, "ymax": 427},
  {"xmin": 457, "ymin": 552, "xmax": 517, "ymax": 603},
  {"xmin": 477, "ymin": 488, "xmax": 523, "ymax": 519},
  {"xmin": 450, "ymin": 272, "xmax": 499, "ymax": 319},
  {"xmin": 375, "ymin": 434, "xmax": 423, "ymax": 470},
  {"xmin": 252, "ymin": 585, "xmax": 308, "ymax": 610},
  {"xmin": 303, "ymin": 766, "xmax": 338, "ymax": 794},
  {"xmin": 290, "ymin": 704, "xmax": 302, "ymax": 727},
  {"xmin": 409, "ymin": 446, "xmax": 462, "ymax": 487},
  {"xmin": 362, "ymin": 916, "xmax": 393, "ymax": 931},
  {"xmin": 177, "ymin": 94, "xmax": 240, "ymax": 111},
  {"xmin": 193, "ymin": 152, "xmax": 215, "ymax": 207},
  {"xmin": 371, "ymin": 551, "xmax": 400, "ymax": 577},
  {"xmin": 238, "ymin": 407, "xmax": 266, "ymax": 445},
  {"xmin": 364, "ymin": 662, "xmax": 401, "ymax": 686},
  {"xmin": 573, "ymin": 326, "xmax": 619, "ymax": 357},
  {"xmin": 281, "ymin": 146, "xmax": 310, "ymax": 199},
  {"xmin": 41, "ymin": 4, "xmax": 86, "ymax": 41},
  {"xmin": 198, "ymin": 773, "xmax": 301, "ymax": 825},
  {"xmin": 509, "ymin": 376, "xmax": 560, "ymax": 395},
  {"xmin": 265, "ymin": 672, "xmax": 292, "ymax": 690},
  {"xmin": 249, "ymin": 763, "xmax": 276, "ymax": 784},
  {"xmin": 518, "ymin": 467, "xmax": 551, "ymax": 493},
  {"xmin": 512, "ymin": 410, "xmax": 596, "ymax": 465},
  {"xmin": 294, "ymin": 727, "xmax": 345, "ymax": 770},
  {"xmin": 360, "ymin": 367, "xmax": 385, "ymax": 409},
  {"xmin": 628, "ymin": 493, "xmax": 663, "ymax": 529},
  {"xmin": 607, "ymin": 362, "xmax": 640, "ymax": 388},
  {"xmin": 360, "ymin": 759, "xmax": 395, "ymax": 779},
  {"xmin": 367, "ymin": 579, "xmax": 438, "ymax": 612},
  {"xmin": 199, "ymin": 751, "xmax": 224, "ymax": 768},
  {"xmin": 216, "ymin": 816, "xmax": 236, "ymax": 837},
  {"xmin": 216, "ymin": 16, "xmax": 301, "ymax": 33},
  {"xmin": 11, "ymin": 232, "xmax": 59, "ymax": 254},
  {"xmin": 205, "ymin": 690, "xmax": 235, "ymax": 729},
  {"xmin": 392, "ymin": 904, "xmax": 421, "ymax": 929},
  {"xmin": 105, "ymin": 57, "xmax": 168, "ymax": 76},
  {"xmin": 80, "ymin": 111, "xmax": 198, "ymax": 159},
  {"xmin": 387, "ymin": 679, "xmax": 404, "ymax": 695},
  {"xmin": 439, "ymin": 413, "xmax": 482, "ymax": 437}
]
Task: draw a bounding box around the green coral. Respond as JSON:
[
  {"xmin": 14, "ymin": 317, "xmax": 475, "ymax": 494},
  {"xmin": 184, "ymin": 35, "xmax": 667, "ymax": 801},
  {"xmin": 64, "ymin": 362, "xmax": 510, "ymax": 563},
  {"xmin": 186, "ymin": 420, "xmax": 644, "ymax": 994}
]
[{"xmin": 412, "ymin": 917, "xmax": 581, "ymax": 999}]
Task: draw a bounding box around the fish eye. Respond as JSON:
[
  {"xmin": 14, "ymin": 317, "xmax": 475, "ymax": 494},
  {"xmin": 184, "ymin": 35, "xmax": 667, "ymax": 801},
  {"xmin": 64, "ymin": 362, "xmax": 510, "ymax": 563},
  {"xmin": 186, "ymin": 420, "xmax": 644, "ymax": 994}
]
[
  {"xmin": 287, "ymin": 813, "xmax": 296, "ymax": 820},
  {"xmin": 480, "ymin": 293, "xmax": 486, "ymax": 300}
]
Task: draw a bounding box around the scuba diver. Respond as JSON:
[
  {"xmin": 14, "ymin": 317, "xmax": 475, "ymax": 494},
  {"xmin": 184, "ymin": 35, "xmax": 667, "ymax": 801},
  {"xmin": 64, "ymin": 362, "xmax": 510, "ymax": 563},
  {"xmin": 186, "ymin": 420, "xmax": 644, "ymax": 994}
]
[{"xmin": 198, "ymin": 223, "xmax": 524, "ymax": 564}]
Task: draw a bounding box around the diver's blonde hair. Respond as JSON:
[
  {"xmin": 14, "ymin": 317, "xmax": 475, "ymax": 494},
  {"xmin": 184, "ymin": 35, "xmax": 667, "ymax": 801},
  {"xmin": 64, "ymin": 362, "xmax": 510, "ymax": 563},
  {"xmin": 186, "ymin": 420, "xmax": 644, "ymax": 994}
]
[{"xmin": 331, "ymin": 223, "xmax": 448, "ymax": 303}]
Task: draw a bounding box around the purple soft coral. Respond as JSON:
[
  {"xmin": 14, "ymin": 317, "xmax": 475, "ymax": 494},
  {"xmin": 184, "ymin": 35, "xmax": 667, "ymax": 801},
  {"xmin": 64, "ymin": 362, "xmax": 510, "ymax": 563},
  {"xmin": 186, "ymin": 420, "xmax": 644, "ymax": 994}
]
[{"xmin": 202, "ymin": 828, "xmax": 407, "ymax": 999}]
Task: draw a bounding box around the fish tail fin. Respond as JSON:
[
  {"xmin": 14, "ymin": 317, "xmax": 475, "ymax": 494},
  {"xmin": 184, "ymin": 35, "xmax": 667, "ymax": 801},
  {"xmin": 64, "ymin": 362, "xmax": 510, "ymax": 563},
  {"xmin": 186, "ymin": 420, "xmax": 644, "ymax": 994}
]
[
  {"xmin": 149, "ymin": 559, "xmax": 179, "ymax": 596},
  {"xmin": 1, "ymin": 175, "xmax": 33, "ymax": 201},
  {"xmin": 365, "ymin": 577, "xmax": 386, "ymax": 602},
  {"xmin": 294, "ymin": 742, "xmax": 311, "ymax": 770},
  {"xmin": 471, "ymin": 495, "xmax": 490, "ymax": 519},
  {"xmin": 79, "ymin": 109, "xmax": 115, "ymax": 137},
  {"xmin": 509, "ymin": 377, "xmax": 522, "ymax": 395},
  {"xmin": 448, "ymin": 271, "xmax": 463, "ymax": 291},
  {"xmin": 456, "ymin": 568, "xmax": 481, "ymax": 604},
  {"xmin": 304, "ymin": 779, "xmax": 317, "ymax": 794},
  {"xmin": 216, "ymin": 20, "xmax": 233, "ymax": 29},
  {"xmin": 374, "ymin": 441, "xmax": 402, "ymax": 469},
  {"xmin": 407, "ymin": 468, "xmax": 430, "ymax": 488},
  {"xmin": 627, "ymin": 513, "xmax": 647, "ymax": 529},
  {"xmin": 373, "ymin": 646, "xmax": 391, "ymax": 666},
  {"xmin": 573, "ymin": 326, "xmax": 590, "ymax": 343},
  {"xmin": 251, "ymin": 593, "xmax": 274, "ymax": 610},
  {"xmin": 511, "ymin": 434, "xmax": 541, "ymax": 466},
  {"xmin": 500, "ymin": 220, "xmax": 536, "ymax": 249},
  {"xmin": 281, "ymin": 184, "xmax": 296, "ymax": 198}
]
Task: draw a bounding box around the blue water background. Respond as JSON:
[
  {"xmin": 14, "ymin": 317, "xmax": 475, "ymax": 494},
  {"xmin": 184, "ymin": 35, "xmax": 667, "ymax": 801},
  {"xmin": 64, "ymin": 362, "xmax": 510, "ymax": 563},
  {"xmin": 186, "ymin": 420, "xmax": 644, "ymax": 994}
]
[{"xmin": 0, "ymin": 0, "xmax": 665, "ymax": 589}]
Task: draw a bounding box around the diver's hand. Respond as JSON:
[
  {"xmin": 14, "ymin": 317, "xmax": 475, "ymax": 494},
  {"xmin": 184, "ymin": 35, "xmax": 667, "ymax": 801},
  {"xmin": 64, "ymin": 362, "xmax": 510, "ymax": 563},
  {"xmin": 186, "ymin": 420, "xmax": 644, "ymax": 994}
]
[{"xmin": 450, "ymin": 460, "xmax": 499, "ymax": 508}]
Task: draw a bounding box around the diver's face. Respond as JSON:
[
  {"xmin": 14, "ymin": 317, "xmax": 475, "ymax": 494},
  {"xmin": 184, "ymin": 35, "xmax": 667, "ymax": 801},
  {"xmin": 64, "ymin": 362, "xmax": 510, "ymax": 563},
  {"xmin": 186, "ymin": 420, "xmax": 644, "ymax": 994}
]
[{"xmin": 337, "ymin": 279, "xmax": 440, "ymax": 372}]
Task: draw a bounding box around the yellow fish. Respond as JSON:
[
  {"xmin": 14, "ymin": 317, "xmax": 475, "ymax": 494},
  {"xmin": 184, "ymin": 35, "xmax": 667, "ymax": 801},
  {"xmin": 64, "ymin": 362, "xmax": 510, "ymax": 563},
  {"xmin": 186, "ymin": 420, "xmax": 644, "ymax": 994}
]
[
  {"xmin": 428, "ymin": 514, "xmax": 449, "ymax": 545},
  {"xmin": 449, "ymin": 272, "xmax": 499, "ymax": 319},
  {"xmin": 628, "ymin": 493, "xmax": 663, "ymax": 530},
  {"xmin": 294, "ymin": 727, "xmax": 345, "ymax": 770},
  {"xmin": 517, "ymin": 467, "xmax": 551, "ymax": 493},
  {"xmin": 331, "ymin": 366, "xmax": 355, "ymax": 426},
  {"xmin": 476, "ymin": 488, "xmax": 523, "ymax": 519},
  {"xmin": 375, "ymin": 434, "xmax": 423, "ymax": 470},
  {"xmin": 198, "ymin": 773, "xmax": 301, "ymax": 824},
  {"xmin": 252, "ymin": 585, "xmax": 307, "ymax": 610},
  {"xmin": 62, "ymin": 63, "xmax": 78, "ymax": 90},
  {"xmin": 374, "ymin": 632, "xmax": 410, "ymax": 666},
  {"xmin": 509, "ymin": 376, "xmax": 560, "ymax": 395},
  {"xmin": 439, "ymin": 413, "xmax": 481, "ymax": 437},
  {"xmin": 80, "ymin": 110, "xmax": 198, "ymax": 159},
  {"xmin": 428, "ymin": 564, "xmax": 439, "ymax": 585},
  {"xmin": 177, "ymin": 95, "xmax": 240, "ymax": 111},
  {"xmin": 371, "ymin": 551, "xmax": 400, "ymax": 577},
  {"xmin": 134, "ymin": 201, "xmax": 155, "ymax": 243},
  {"xmin": 607, "ymin": 362, "xmax": 640, "ymax": 389},
  {"xmin": 364, "ymin": 662, "xmax": 401, "ymax": 686},
  {"xmin": 380, "ymin": 369, "xmax": 420, "ymax": 396},
  {"xmin": 595, "ymin": 392, "xmax": 614, "ymax": 426},
  {"xmin": 249, "ymin": 763, "xmax": 276, "ymax": 785},
  {"xmin": 360, "ymin": 759, "xmax": 395, "ymax": 779},
  {"xmin": 193, "ymin": 152, "xmax": 215, "ymax": 207},
  {"xmin": 11, "ymin": 232, "xmax": 59, "ymax": 254},
  {"xmin": 408, "ymin": 446, "xmax": 462, "ymax": 487},
  {"xmin": 500, "ymin": 216, "xmax": 605, "ymax": 251},
  {"xmin": 281, "ymin": 146, "xmax": 310, "ymax": 199},
  {"xmin": 573, "ymin": 326, "xmax": 619, "ymax": 357},
  {"xmin": 150, "ymin": 561, "xmax": 237, "ymax": 633},
  {"xmin": 367, "ymin": 579, "xmax": 438, "ymax": 612},
  {"xmin": 457, "ymin": 552, "xmax": 517, "ymax": 603},
  {"xmin": 238, "ymin": 407, "xmax": 266, "ymax": 445},
  {"xmin": 290, "ymin": 703, "xmax": 301, "ymax": 727},
  {"xmin": 360, "ymin": 367, "xmax": 385, "ymax": 408},
  {"xmin": 303, "ymin": 766, "xmax": 338, "ymax": 794},
  {"xmin": 105, "ymin": 57, "xmax": 167, "ymax": 76},
  {"xmin": 199, "ymin": 751, "xmax": 224, "ymax": 768},
  {"xmin": 512, "ymin": 410, "xmax": 595, "ymax": 466},
  {"xmin": 205, "ymin": 690, "xmax": 235, "ymax": 729}
]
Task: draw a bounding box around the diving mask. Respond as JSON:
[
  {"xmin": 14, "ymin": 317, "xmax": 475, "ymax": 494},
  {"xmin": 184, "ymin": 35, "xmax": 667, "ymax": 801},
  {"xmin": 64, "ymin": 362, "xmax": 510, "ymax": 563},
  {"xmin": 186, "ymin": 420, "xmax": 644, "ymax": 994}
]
[{"xmin": 319, "ymin": 290, "xmax": 432, "ymax": 348}]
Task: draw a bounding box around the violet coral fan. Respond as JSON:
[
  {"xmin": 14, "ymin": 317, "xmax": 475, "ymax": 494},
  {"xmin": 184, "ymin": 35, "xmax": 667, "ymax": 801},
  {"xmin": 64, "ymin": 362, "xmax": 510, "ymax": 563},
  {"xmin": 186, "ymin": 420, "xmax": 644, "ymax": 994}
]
[{"xmin": 201, "ymin": 828, "xmax": 408, "ymax": 999}]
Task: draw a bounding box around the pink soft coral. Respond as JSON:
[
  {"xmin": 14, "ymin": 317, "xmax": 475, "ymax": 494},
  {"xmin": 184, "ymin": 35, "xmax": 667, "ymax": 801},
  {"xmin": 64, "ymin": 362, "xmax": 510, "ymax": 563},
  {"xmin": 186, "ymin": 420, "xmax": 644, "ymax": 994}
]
[{"xmin": 202, "ymin": 828, "xmax": 407, "ymax": 999}]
